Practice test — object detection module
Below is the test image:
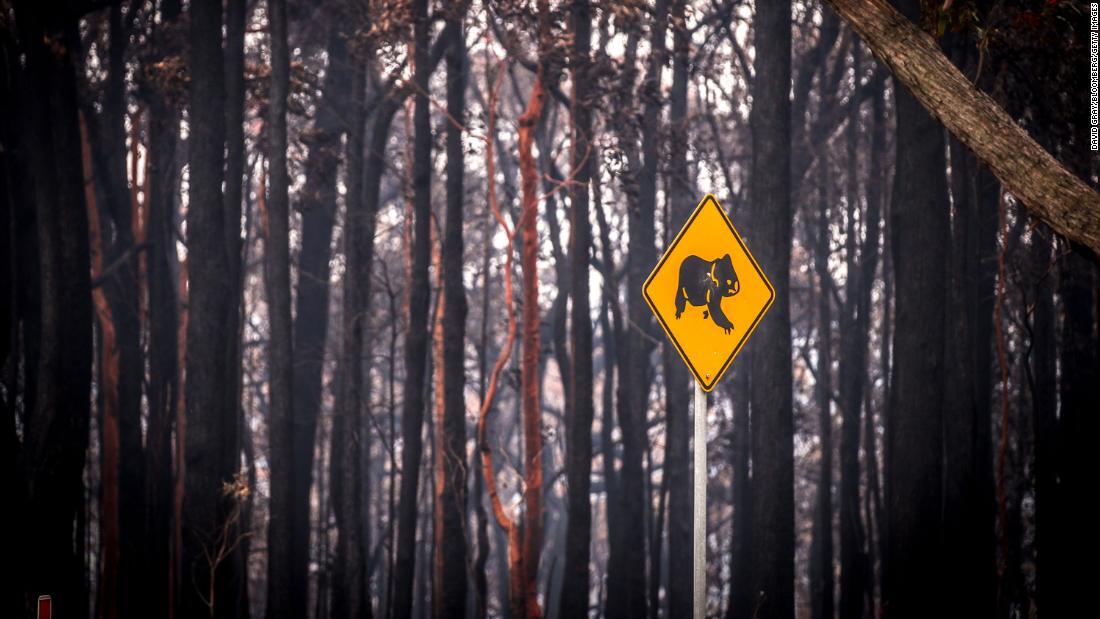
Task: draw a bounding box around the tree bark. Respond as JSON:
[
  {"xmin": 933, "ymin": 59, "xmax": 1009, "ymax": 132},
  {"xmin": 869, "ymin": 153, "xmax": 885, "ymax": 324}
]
[
  {"xmin": 724, "ymin": 358, "xmax": 752, "ymax": 619},
  {"xmin": 473, "ymin": 220, "xmax": 492, "ymax": 618},
  {"xmin": 664, "ymin": 2, "xmax": 693, "ymax": 616},
  {"xmin": 264, "ymin": 0, "xmax": 296, "ymax": 615},
  {"xmin": 331, "ymin": 53, "xmax": 372, "ymax": 619},
  {"xmin": 593, "ymin": 14, "xmax": 633, "ymax": 610},
  {"xmin": 223, "ymin": 1, "xmax": 248, "ymax": 614},
  {"xmin": 612, "ymin": 3, "xmax": 668, "ymax": 616},
  {"xmin": 141, "ymin": 2, "xmax": 182, "ymax": 616},
  {"xmin": 1056, "ymin": 242, "xmax": 1097, "ymax": 615},
  {"xmin": 290, "ymin": 15, "xmax": 354, "ymax": 614},
  {"xmin": 392, "ymin": 0, "xmax": 434, "ymax": 613},
  {"xmin": 1026, "ymin": 220, "xmax": 1059, "ymax": 618},
  {"xmin": 15, "ymin": 4, "xmax": 93, "ymax": 616},
  {"xmin": 837, "ymin": 44, "xmax": 872, "ymax": 619},
  {"xmin": 85, "ymin": 119, "xmax": 121, "ymax": 619},
  {"xmin": 433, "ymin": 7, "xmax": 469, "ymax": 617},
  {"xmin": 593, "ymin": 138, "xmax": 625, "ymax": 619},
  {"xmin": 475, "ymin": 46, "xmax": 524, "ymax": 619},
  {"xmin": 862, "ymin": 84, "xmax": 889, "ymax": 619},
  {"xmin": 558, "ymin": 1, "xmax": 595, "ymax": 616},
  {"xmin": 180, "ymin": 1, "xmax": 239, "ymax": 615},
  {"xmin": 939, "ymin": 34, "xmax": 996, "ymax": 619},
  {"xmin": 748, "ymin": 1, "xmax": 794, "ymax": 617},
  {"xmin": 598, "ymin": 16, "xmax": 637, "ymax": 612},
  {"xmin": 810, "ymin": 163, "xmax": 834, "ymax": 619},
  {"xmin": 823, "ymin": 0, "xmax": 1100, "ymax": 256},
  {"xmin": 0, "ymin": 22, "xmax": 27, "ymax": 618},
  {"xmin": 516, "ymin": 4, "xmax": 550, "ymax": 616},
  {"xmin": 882, "ymin": 2, "xmax": 949, "ymax": 617},
  {"xmin": 91, "ymin": 12, "xmax": 147, "ymax": 615}
]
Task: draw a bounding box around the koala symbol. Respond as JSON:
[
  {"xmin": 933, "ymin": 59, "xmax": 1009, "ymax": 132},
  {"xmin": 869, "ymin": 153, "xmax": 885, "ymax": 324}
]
[{"xmin": 674, "ymin": 254, "xmax": 740, "ymax": 334}]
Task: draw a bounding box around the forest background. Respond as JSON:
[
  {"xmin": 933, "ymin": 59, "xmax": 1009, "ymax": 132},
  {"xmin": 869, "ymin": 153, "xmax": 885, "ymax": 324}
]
[{"xmin": 3, "ymin": 0, "xmax": 1098, "ymax": 618}]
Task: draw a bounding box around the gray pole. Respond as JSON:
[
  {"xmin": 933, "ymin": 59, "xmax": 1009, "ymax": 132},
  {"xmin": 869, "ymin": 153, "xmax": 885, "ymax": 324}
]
[{"xmin": 694, "ymin": 379, "xmax": 707, "ymax": 619}]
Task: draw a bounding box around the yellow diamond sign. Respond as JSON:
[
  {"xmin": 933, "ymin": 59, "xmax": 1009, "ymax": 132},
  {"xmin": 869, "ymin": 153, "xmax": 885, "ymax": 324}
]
[{"xmin": 643, "ymin": 194, "xmax": 775, "ymax": 392}]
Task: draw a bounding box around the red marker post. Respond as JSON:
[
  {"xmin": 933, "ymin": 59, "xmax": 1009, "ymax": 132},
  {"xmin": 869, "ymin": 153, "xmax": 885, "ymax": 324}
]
[{"xmin": 37, "ymin": 595, "xmax": 51, "ymax": 619}]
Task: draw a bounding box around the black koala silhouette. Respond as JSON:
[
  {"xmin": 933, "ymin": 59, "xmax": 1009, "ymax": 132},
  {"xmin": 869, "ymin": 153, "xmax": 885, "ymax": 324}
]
[{"xmin": 674, "ymin": 254, "xmax": 741, "ymax": 334}]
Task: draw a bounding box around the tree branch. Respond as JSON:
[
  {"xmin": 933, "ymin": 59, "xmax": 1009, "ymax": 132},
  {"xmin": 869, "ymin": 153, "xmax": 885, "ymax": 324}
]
[{"xmin": 824, "ymin": 0, "xmax": 1100, "ymax": 256}]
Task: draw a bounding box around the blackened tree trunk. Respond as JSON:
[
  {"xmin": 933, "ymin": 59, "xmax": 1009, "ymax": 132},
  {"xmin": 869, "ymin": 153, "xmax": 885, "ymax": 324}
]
[
  {"xmin": 883, "ymin": 2, "xmax": 949, "ymax": 617},
  {"xmin": 613, "ymin": 3, "xmax": 668, "ymax": 617},
  {"xmin": 810, "ymin": 165, "xmax": 834, "ymax": 619},
  {"xmin": 433, "ymin": 7, "xmax": 469, "ymax": 617},
  {"xmin": 861, "ymin": 83, "xmax": 889, "ymax": 618},
  {"xmin": 1027, "ymin": 221, "xmax": 1060, "ymax": 617},
  {"xmin": 594, "ymin": 150, "xmax": 626, "ymax": 619},
  {"xmin": 540, "ymin": 151, "xmax": 571, "ymax": 432},
  {"xmin": 265, "ymin": 0, "xmax": 296, "ymax": 615},
  {"xmin": 837, "ymin": 54, "xmax": 886, "ymax": 619},
  {"xmin": 94, "ymin": 11, "xmax": 146, "ymax": 614},
  {"xmin": 332, "ymin": 53, "xmax": 372, "ymax": 619},
  {"xmin": 15, "ymin": 5, "xmax": 92, "ymax": 615},
  {"xmin": 141, "ymin": 1, "xmax": 182, "ymax": 615},
  {"xmin": 664, "ymin": 1, "xmax": 693, "ymax": 615},
  {"xmin": 940, "ymin": 59, "xmax": 996, "ymax": 619},
  {"xmin": 222, "ymin": 1, "xmax": 248, "ymax": 613},
  {"xmin": 874, "ymin": 129, "xmax": 893, "ymax": 616},
  {"xmin": 748, "ymin": 1, "xmax": 794, "ymax": 617},
  {"xmin": 291, "ymin": 15, "xmax": 354, "ymax": 613},
  {"xmin": 0, "ymin": 22, "xmax": 25, "ymax": 619},
  {"xmin": 725, "ymin": 359, "xmax": 752, "ymax": 619},
  {"xmin": 180, "ymin": 2, "xmax": 239, "ymax": 616},
  {"xmin": 836, "ymin": 45, "xmax": 867, "ymax": 619},
  {"xmin": 87, "ymin": 96, "xmax": 122, "ymax": 619},
  {"xmin": 939, "ymin": 34, "xmax": 996, "ymax": 619},
  {"xmin": 559, "ymin": 1, "xmax": 595, "ymax": 615},
  {"xmin": 1056, "ymin": 243, "xmax": 1097, "ymax": 615},
  {"xmin": 392, "ymin": 0, "xmax": 434, "ymax": 614},
  {"xmin": 473, "ymin": 216, "xmax": 492, "ymax": 619},
  {"xmin": 603, "ymin": 20, "xmax": 637, "ymax": 610}
]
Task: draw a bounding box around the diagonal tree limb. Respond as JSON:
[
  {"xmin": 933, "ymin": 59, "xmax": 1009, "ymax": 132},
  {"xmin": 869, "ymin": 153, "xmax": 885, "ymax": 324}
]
[{"xmin": 824, "ymin": 0, "xmax": 1100, "ymax": 256}]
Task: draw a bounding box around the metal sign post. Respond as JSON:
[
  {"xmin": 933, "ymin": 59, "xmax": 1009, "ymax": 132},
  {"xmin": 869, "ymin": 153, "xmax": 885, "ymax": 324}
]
[{"xmin": 693, "ymin": 380, "xmax": 707, "ymax": 619}]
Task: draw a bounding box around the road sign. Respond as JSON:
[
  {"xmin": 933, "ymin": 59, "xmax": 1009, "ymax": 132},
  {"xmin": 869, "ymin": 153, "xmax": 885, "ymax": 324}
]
[
  {"xmin": 643, "ymin": 194, "xmax": 774, "ymax": 392},
  {"xmin": 645, "ymin": 194, "xmax": 775, "ymax": 619}
]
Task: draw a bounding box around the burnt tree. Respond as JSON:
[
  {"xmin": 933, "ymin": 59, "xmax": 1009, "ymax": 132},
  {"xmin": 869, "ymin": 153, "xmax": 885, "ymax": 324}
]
[
  {"xmin": 883, "ymin": 2, "xmax": 950, "ymax": 616},
  {"xmin": 14, "ymin": 3, "xmax": 93, "ymax": 616},
  {"xmin": 223, "ymin": 0, "xmax": 248, "ymax": 612},
  {"xmin": 559, "ymin": 0, "xmax": 596, "ymax": 616},
  {"xmin": 290, "ymin": 11, "xmax": 354, "ymax": 614},
  {"xmin": 810, "ymin": 162, "xmax": 834, "ymax": 619},
  {"xmin": 433, "ymin": 4, "xmax": 470, "ymax": 617},
  {"xmin": 612, "ymin": 2, "xmax": 669, "ymax": 615},
  {"xmin": 392, "ymin": 0, "xmax": 435, "ymax": 614},
  {"xmin": 664, "ymin": 0, "xmax": 694, "ymax": 615},
  {"xmin": 179, "ymin": 1, "xmax": 241, "ymax": 615},
  {"xmin": 140, "ymin": 1, "xmax": 183, "ymax": 615},
  {"xmin": 331, "ymin": 44, "xmax": 372, "ymax": 619},
  {"xmin": 264, "ymin": 0, "xmax": 296, "ymax": 615},
  {"xmin": 749, "ymin": 0, "xmax": 795, "ymax": 616}
]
